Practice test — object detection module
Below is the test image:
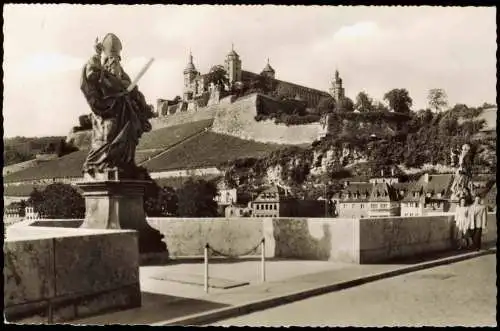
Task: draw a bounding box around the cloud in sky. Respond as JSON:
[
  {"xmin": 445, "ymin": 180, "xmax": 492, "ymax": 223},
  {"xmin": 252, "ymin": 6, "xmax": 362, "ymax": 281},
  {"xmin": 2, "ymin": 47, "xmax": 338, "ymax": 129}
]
[{"xmin": 2, "ymin": 5, "xmax": 496, "ymax": 137}]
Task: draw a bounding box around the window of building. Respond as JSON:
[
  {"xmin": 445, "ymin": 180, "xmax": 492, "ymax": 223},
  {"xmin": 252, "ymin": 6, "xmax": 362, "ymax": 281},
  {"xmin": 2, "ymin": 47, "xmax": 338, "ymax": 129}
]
[
  {"xmin": 274, "ymin": 204, "xmax": 277, "ymax": 210},
  {"xmin": 415, "ymin": 203, "xmax": 419, "ymax": 208},
  {"xmin": 380, "ymin": 203, "xmax": 387, "ymax": 208},
  {"xmin": 371, "ymin": 203, "xmax": 378, "ymax": 209},
  {"xmin": 360, "ymin": 204, "xmax": 364, "ymax": 209},
  {"xmin": 343, "ymin": 204, "xmax": 347, "ymax": 208}
]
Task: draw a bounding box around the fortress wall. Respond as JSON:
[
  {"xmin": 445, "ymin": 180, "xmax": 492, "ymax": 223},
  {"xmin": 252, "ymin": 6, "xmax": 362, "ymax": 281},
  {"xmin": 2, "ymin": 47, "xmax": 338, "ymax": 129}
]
[
  {"xmin": 210, "ymin": 93, "xmax": 322, "ymax": 145},
  {"xmin": 66, "ymin": 130, "xmax": 92, "ymax": 150},
  {"xmin": 150, "ymin": 107, "xmax": 217, "ymax": 130}
]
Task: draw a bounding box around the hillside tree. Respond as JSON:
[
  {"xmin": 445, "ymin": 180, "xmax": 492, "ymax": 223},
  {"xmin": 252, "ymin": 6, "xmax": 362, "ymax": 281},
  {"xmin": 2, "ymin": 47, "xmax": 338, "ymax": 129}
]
[
  {"xmin": 336, "ymin": 97, "xmax": 355, "ymax": 112},
  {"xmin": 144, "ymin": 183, "xmax": 178, "ymax": 217},
  {"xmin": 177, "ymin": 178, "xmax": 219, "ymax": 217},
  {"xmin": 28, "ymin": 183, "xmax": 85, "ymax": 219},
  {"xmin": 316, "ymin": 96, "xmax": 336, "ymax": 115},
  {"xmin": 355, "ymin": 91, "xmax": 374, "ymax": 112},
  {"xmin": 206, "ymin": 65, "xmax": 229, "ymax": 90},
  {"xmin": 384, "ymin": 89, "xmax": 413, "ymax": 114},
  {"xmin": 427, "ymin": 88, "xmax": 448, "ymax": 113}
]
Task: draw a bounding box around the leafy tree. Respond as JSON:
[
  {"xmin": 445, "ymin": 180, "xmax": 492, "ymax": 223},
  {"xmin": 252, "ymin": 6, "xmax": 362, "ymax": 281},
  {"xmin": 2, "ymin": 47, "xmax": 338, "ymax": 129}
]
[
  {"xmin": 144, "ymin": 183, "xmax": 178, "ymax": 217},
  {"xmin": 316, "ymin": 96, "xmax": 336, "ymax": 115},
  {"xmin": 29, "ymin": 184, "xmax": 85, "ymax": 219},
  {"xmin": 56, "ymin": 139, "xmax": 78, "ymax": 157},
  {"xmin": 206, "ymin": 65, "xmax": 229, "ymax": 90},
  {"xmin": 247, "ymin": 74, "xmax": 273, "ymax": 95},
  {"xmin": 177, "ymin": 178, "xmax": 219, "ymax": 217},
  {"xmin": 427, "ymin": 88, "xmax": 448, "ymax": 113},
  {"xmin": 42, "ymin": 142, "xmax": 56, "ymax": 154},
  {"xmin": 384, "ymin": 89, "xmax": 413, "ymax": 114},
  {"xmin": 336, "ymin": 97, "xmax": 355, "ymax": 112},
  {"xmin": 438, "ymin": 115, "xmax": 459, "ymax": 136},
  {"xmin": 373, "ymin": 101, "xmax": 390, "ymax": 112},
  {"xmin": 355, "ymin": 91, "xmax": 374, "ymax": 112}
]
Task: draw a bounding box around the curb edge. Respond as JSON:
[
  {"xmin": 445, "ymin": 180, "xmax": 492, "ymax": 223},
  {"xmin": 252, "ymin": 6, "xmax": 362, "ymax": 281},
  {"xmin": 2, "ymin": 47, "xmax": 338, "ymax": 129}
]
[{"xmin": 152, "ymin": 248, "xmax": 496, "ymax": 326}]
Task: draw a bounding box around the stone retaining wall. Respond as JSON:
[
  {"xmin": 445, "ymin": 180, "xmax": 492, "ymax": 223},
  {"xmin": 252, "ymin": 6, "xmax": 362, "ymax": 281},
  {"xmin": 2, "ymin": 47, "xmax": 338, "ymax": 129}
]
[{"xmin": 4, "ymin": 226, "xmax": 140, "ymax": 323}]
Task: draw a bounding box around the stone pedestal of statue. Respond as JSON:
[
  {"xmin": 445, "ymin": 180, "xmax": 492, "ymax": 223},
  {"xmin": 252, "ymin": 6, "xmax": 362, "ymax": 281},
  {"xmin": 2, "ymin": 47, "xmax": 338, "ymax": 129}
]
[{"xmin": 76, "ymin": 168, "xmax": 168, "ymax": 260}]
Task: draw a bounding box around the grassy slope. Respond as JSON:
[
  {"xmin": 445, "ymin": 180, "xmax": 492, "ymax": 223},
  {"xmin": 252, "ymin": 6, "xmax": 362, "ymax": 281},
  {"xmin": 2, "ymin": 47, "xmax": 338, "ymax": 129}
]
[
  {"xmin": 142, "ymin": 131, "xmax": 288, "ymax": 172},
  {"xmin": 3, "ymin": 119, "xmax": 215, "ymax": 183},
  {"xmin": 137, "ymin": 119, "xmax": 213, "ymax": 150}
]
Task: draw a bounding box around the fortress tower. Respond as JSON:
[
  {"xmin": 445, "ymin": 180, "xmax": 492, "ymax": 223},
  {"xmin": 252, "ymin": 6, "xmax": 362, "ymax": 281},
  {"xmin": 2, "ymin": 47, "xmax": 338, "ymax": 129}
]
[
  {"xmin": 329, "ymin": 69, "xmax": 345, "ymax": 102},
  {"xmin": 183, "ymin": 51, "xmax": 198, "ymax": 101},
  {"xmin": 224, "ymin": 44, "xmax": 242, "ymax": 86},
  {"xmin": 260, "ymin": 58, "xmax": 276, "ymax": 79}
]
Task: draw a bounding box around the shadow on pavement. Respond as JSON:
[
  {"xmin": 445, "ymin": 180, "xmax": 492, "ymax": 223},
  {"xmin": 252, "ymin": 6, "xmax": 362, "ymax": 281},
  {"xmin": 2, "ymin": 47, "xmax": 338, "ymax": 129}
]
[
  {"xmin": 155, "ymin": 256, "xmax": 302, "ymax": 266},
  {"xmin": 370, "ymin": 244, "xmax": 496, "ymax": 265},
  {"xmin": 72, "ymin": 292, "xmax": 230, "ymax": 325}
]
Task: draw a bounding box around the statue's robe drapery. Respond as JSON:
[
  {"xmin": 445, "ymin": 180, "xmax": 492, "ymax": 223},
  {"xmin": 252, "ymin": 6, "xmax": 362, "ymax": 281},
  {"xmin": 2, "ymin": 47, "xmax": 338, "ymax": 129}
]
[
  {"xmin": 80, "ymin": 57, "xmax": 152, "ymax": 175},
  {"xmin": 450, "ymin": 152, "xmax": 475, "ymax": 201}
]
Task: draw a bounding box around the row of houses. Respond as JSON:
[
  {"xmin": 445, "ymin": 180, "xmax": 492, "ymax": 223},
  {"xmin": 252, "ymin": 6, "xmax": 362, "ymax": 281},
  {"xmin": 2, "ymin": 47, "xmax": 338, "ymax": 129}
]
[
  {"xmin": 216, "ymin": 172, "xmax": 496, "ymax": 219},
  {"xmin": 332, "ymin": 173, "xmax": 495, "ymax": 218}
]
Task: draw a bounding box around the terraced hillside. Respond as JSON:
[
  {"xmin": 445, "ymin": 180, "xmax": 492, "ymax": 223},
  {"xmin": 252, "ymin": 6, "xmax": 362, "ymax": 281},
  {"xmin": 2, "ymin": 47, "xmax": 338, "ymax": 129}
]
[
  {"xmin": 137, "ymin": 119, "xmax": 213, "ymax": 150},
  {"xmin": 3, "ymin": 117, "xmax": 288, "ymax": 185},
  {"xmin": 154, "ymin": 175, "xmax": 223, "ymax": 189},
  {"xmin": 141, "ymin": 131, "xmax": 289, "ymax": 172},
  {"xmin": 3, "ymin": 150, "xmax": 89, "ymax": 183}
]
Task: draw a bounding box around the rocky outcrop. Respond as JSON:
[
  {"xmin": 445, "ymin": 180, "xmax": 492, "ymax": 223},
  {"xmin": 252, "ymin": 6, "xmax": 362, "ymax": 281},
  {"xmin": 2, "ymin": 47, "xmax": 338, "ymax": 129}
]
[{"xmin": 310, "ymin": 144, "xmax": 367, "ymax": 175}]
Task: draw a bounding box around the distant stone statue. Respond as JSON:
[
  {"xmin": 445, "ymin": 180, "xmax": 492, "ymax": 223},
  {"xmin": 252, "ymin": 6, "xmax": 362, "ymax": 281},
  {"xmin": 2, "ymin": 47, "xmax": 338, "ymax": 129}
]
[
  {"xmin": 450, "ymin": 143, "xmax": 475, "ymax": 202},
  {"xmin": 80, "ymin": 33, "xmax": 155, "ymax": 179}
]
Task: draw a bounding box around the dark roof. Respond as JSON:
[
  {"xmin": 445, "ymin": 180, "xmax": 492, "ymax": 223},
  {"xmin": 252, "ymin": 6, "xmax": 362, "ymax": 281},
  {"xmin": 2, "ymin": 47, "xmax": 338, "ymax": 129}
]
[
  {"xmin": 241, "ymin": 70, "xmax": 330, "ymax": 99},
  {"xmin": 393, "ymin": 182, "xmax": 410, "ymax": 190},
  {"xmin": 333, "ymin": 182, "xmax": 400, "ymax": 203},
  {"xmin": 261, "ymin": 62, "xmax": 275, "ymax": 73},
  {"xmin": 227, "ymin": 49, "xmax": 239, "ymax": 57},
  {"xmin": 370, "ymin": 182, "xmax": 399, "ymax": 202},
  {"xmin": 342, "ymin": 176, "xmax": 370, "ymax": 184},
  {"xmin": 401, "ymin": 173, "xmax": 454, "ymax": 202},
  {"xmin": 333, "ymin": 183, "xmax": 379, "ymax": 203},
  {"xmin": 254, "ymin": 186, "xmax": 291, "ymax": 202}
]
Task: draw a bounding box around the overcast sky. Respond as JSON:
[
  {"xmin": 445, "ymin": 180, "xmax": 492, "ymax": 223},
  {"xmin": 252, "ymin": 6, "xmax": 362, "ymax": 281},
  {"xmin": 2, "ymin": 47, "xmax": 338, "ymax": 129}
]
[{"xmin": 3, "ymin": 5, "xmax": 496, "ymax": 137}]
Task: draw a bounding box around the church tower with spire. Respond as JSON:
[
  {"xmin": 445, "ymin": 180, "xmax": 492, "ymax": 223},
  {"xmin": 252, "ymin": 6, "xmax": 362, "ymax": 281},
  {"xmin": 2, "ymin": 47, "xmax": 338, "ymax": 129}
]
[
  {"xmin": 183, "ymin": 51, "xmax": 198, "ymax": 101},
  {"xmin": 224, "ymin": 43, "xmax": 242, "ymax": 86},
  {"xmin": 329, "ymin": 69, "xmax": 345, "ymax": 102}
]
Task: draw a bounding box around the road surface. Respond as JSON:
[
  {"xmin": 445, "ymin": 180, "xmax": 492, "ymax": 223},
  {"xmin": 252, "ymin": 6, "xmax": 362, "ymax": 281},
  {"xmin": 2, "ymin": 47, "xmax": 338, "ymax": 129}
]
[{"xmin": 211, "ymin": 254, "xmax": 496, "ymax": 327}]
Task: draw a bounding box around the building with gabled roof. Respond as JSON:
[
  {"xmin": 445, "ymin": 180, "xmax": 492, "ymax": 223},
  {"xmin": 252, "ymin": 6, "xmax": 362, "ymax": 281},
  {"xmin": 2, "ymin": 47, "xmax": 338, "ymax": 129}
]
[
  {"xmin": 332, "ymin": 181, "xmax": 401, "ymax": 219},
  {"xmin": 251, "ymin": 185, "xmax": 325, "ymax": 218},
  {"xmin": 400, "ymin": 173, "xmax": 454, "ymax": 216}
]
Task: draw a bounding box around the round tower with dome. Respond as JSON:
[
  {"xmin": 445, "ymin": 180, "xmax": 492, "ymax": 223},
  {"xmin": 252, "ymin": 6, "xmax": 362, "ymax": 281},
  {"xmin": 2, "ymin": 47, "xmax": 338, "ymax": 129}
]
[
  {"xmin": 260, "ymin": 58, "xmax": 276, "ymax": 79},
  {"xmin": 183, "ymin": 51, "xmax": 198, "ymax": 101}
]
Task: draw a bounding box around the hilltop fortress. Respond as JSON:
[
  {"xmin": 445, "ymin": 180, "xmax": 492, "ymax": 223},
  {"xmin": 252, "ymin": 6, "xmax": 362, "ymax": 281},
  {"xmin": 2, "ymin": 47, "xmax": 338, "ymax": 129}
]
[{"xmin": 152, "ymin": 46, "xmax": 347, "ymax": 144}]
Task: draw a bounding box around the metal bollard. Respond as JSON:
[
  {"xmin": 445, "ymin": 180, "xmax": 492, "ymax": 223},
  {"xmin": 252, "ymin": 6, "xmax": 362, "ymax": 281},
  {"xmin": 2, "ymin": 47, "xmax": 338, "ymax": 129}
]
[
  {"xmin": 204, "ymin": 243, "xmax": 209, "ymax": 293},
  {"xmin": 261, "ymin": 238, "xmax": 266, "ymax": 282}
]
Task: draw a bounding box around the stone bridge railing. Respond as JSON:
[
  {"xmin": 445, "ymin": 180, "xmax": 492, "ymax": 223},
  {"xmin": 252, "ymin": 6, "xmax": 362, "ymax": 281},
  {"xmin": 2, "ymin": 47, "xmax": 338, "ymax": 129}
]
[{"xmin": 14, "ymin": 213, "xmax": 497, "ymax": 264}]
